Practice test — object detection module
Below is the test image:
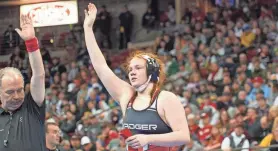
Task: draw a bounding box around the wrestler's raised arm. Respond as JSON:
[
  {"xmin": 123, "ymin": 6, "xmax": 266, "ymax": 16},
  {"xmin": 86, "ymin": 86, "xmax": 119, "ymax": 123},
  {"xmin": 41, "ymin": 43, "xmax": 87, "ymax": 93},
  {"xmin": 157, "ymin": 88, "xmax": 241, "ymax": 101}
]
[
  {"xmin": 15, "ymin": 15, "xmax": 45, "ymax": 106},
  {"xmin": 83, "ymin": 3, "xmax": 133, "ymax": 106}
]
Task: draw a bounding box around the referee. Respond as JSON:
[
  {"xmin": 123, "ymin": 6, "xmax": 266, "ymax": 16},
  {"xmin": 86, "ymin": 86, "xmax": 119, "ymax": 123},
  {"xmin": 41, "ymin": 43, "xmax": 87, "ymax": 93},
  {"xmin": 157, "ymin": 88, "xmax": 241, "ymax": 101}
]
[{"xmin": 0, "ymin": 15, "xmax": 46, "ymax": 151}]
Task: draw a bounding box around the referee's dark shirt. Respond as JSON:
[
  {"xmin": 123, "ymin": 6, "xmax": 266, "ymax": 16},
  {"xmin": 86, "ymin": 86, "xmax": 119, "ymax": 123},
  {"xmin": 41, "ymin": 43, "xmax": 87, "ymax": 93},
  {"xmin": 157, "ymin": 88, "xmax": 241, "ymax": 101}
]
[{"xmin": 0, "ymin": 92, "xmax": 46, "ymax": 151}]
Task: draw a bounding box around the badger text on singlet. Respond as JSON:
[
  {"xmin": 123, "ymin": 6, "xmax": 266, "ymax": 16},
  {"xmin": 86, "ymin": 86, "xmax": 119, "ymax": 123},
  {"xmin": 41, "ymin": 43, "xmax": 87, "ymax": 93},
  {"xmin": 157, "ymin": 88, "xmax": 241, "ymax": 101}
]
[{"xmin": 123, "ymin": 123, "xmax": 158, "ymax": 130}]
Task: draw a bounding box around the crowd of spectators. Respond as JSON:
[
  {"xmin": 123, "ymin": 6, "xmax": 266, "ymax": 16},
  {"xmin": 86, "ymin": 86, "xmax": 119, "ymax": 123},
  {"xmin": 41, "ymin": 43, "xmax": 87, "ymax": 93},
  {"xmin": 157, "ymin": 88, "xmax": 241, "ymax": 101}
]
[
  {"xmin": 2, "ymin": 0, "xmax": 278, "ymax": 151},
  {"xmin": 151, "ymin": 0, "xmax": 278, "ymax": 150}
]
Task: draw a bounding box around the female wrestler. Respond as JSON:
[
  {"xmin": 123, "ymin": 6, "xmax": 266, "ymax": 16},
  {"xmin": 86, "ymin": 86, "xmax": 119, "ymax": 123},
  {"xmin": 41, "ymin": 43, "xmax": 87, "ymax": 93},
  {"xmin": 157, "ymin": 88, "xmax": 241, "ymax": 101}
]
[{"xmin": 83, "ymin": 3, "xmax": 190, "ymax": 150}]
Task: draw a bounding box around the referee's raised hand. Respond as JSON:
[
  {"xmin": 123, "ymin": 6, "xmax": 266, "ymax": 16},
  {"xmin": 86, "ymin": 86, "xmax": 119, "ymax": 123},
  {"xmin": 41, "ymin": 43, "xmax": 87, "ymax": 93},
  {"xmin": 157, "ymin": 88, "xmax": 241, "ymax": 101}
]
[{"xmin": 15, "ymin": 14, "xmax": 35, "ymax": 41}]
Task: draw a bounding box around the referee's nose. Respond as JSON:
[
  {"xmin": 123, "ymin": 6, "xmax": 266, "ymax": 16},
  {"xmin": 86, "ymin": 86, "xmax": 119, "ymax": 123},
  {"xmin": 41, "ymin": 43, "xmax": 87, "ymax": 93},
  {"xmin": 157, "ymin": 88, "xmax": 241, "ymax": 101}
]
[{"xmin": 13, "ymin": 91, "xmax": 22, "ymax": 100}]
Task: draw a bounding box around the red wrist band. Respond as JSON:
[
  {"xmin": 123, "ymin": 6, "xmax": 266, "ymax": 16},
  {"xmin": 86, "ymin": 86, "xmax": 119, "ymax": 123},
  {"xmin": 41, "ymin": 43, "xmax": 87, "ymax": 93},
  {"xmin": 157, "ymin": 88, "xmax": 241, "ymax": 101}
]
[{"xmin": 25, "ymin": 37, "xmax": 39, "ymax": 52}]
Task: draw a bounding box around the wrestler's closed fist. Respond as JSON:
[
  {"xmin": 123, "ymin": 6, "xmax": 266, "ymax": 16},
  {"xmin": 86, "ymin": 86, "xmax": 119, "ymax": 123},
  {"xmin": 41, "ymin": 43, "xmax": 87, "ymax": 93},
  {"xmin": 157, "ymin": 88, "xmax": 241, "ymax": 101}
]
[
  {"xmin": 15, "ymin": 15, "xmax": 35, "ymax": 41},
  {"xmin": 126, "ymin": 134, "xmax": 149, "ymax": 149},
  {"xmin": 84, "ymin": 3, "xmax": 97, "ymax": 28}
]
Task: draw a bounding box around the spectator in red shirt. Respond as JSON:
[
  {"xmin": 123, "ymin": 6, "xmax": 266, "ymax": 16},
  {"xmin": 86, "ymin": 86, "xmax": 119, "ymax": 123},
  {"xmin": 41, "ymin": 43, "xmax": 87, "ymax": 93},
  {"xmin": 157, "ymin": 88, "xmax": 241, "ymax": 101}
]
[
  {"xmin": 260, "ymin": 5, "xmax": 273, "ymax": 19},
  {"xmin": 192, "ymin": 7, "xmax": 205, "ymax": 23},
  {"xmin": 200, "ymin": 93, "xmax": 217, "ymax": 110},
  {"xmin": 96, "ymin": 123, "xmax": 113, "ymax": 150},
  {"xmin": 187, "ymin": 113, "xmax": 200, "ymax": 137},
  {"xmin": 205, "ymin": 126, "xmax": 224, "ymax": 151},
  {"xmin": 200, "ymin": 94, "xmax": 220, "ymax": 126},
  {"xmin": 198, "ymin": 112, "xmax": 212, "ymax": 146}
]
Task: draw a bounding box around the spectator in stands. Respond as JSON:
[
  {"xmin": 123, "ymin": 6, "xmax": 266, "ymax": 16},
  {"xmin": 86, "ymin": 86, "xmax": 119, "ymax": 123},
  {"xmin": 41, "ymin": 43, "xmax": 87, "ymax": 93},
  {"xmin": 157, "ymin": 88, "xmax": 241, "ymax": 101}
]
[
  {"xmin": 77, "ymin": 41, "xmax": 89, "ymax": 62},
  {"xmin": 260, "ymin": 124, "xmax": 278, "ymax": 150},
  {"xmin": 96, "ymin": 100, "xmax": 111, "ymax": 123},
  {"xmin": 273, "ymin": 85, "xmax": 278, "ymax": 105},
  {"xmin": 41, "ymin": 47, "xmax": 52, "ymax": 64},
  {"xmin": 181, "ymin": 138, "xmax": 203, "ymax": 151},
  {"xmin": 221, "ymin": 124, "xmax": 250, "ymax": 151},
  {"xmin": 67, "ymin": 61, "xmax": 79, "ymax": 82},
  {"xmin": 181, "ymin": 8, "xmax": 192, "ymax": 24},
  {"xmin": 166, "ymin": 3, "xmax": 176, "ymax": 25},
  {"xmin": 241, "ymin": 24, "xmax": 256, "ymax": 48},
  {"xmin": 268, "ymin": 106, "xmax": 278, "ymax": 129},
  {"xmin": 236, "ymin": 89, "xmax": 248, "ymax": 105},
  {"xmin": 235, "ymin": 113, "xmax": 246, "ymax": 130},
  {"xmin": 259, "ymin": 44, "xmax": 273, "ymax": 66},
  {"xmin": 80, "ymin": 136, "xmax": 96, "ymax": 151},
  {"xmin": 60, "ymin": 111, "xmax": 77, "ymax": 137},
  {"xmin": 234, "ymin": 102, "xmax": 247, "ymax": 118},
  {"xmin": 118, "ymin": 5, "xmax": 133, "ymax": 49},
  {"xmin": 95, "ymin": 123, "xmax": 113, "ymax": 150},
  {"xmin": 198, "ymin": 111, "xmax": 212, "ymax": 146},
  {"xmin": 191, "ymin": 7, "xmax": 205, "ymax": 23},
  {"xmin": 95, "ymin": 5, "xmax": 112, "ymax": 49},
  {"xmin": 45, "ymin": 122, "xmax": 62, "ymax": 151},
  {"xmin": 249, "ymin": 57, "xmax": 267, "ymax": 78},
  {"xmin": 2, "ymin": 24, "xmax": 20, "ymax": 53},
  {"xmin": 64, "ymin": 45, "xmax": 78, "ymax": 65},
  {"xmin": 187, "ymin": 113, "xmax": 199, "ymax": 138},
  {"xmin": 60, "ymin": 140, "xmax": 72, "ymax": 151},
  {"xmin": 50, "ymin": 57, "xmax": 67, "ymax": 77},
  {"xmin": 245, "ymin": 108, "xmax": 261, "ymax": 143},
  {"xmin": 257, "ymin": 97, "xmax": 270, "ymax": 117},
  {"xmin": 70, "ymin": 135, "xmax": 81, "ymax": 150},
  {"xmin": 256, "ymin": 116, "xmax": 272, "ymax": 143},
  {"xmin": 204, "ymin": 126, "xmax": 224, "ymax": 150},
  {"xmin": 248, "ymin": 77, "xmax": 271, "ymax": 105},
  {"xmin": 76, "ymin": 112, "xmax": 95, "ymax": 137},
  {"xmin": 207, "ymin": 60, "xmax": 223, "ymax": 84},
  {"xmin": 142, "ymin": 6, "xmax": 156, "ymax": 29},
  {"xmin": 88, "ymin": 115, "xmax": 102, "ymax": 142},
  {"xmin": 217, "ymin": 110, "xmax": 230, "ymax": 136},
  {"xmin": 8, "ymin": 46, "xmax": 24, "ymax": 69},
  {"xmin": 199, "ymin": 94, "xmax": 219, "ymax": 126},
  {"xmin": 107, "ymin": 136, "xmax": 126, "ymax": 151}
]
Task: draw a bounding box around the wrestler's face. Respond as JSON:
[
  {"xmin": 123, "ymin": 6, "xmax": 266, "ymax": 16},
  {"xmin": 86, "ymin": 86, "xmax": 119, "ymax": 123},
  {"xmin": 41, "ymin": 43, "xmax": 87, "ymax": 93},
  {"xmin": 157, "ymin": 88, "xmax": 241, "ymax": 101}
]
[
  {"xmin": 128, "ymin": 57, "xmax": 148, "ymax": 88},
  {"xmin": 0, "ymin": 74, "xmax": 24, "ymax": 111}
]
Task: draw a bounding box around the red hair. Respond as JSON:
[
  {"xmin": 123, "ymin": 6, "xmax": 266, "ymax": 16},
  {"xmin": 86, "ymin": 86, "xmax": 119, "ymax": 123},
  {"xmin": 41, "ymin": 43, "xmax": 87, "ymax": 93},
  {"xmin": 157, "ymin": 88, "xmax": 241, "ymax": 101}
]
[{"xmin": 123, "ymin": 50, "xmax": 166, "ymax": 104}]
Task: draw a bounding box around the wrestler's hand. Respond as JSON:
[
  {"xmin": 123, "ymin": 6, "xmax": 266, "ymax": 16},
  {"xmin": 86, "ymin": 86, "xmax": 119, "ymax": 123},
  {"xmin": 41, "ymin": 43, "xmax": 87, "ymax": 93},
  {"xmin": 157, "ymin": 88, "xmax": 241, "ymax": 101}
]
[
  {"xmin": 126, "ymin": 134, "xmax": 149, "ymax": 149},
  {"xmin": 84, "ymin": 3, "xmax": 97, "ymax": 28},
  {"xmin": 15, "ymin": 14, "xmax": 35, "ymax": 41}
]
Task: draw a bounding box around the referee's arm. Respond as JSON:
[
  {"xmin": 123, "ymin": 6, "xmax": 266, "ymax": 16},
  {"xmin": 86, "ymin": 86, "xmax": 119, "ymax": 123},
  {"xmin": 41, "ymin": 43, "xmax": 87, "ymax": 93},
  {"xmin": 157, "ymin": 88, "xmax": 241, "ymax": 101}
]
[
  {"xmin": 15, "ymin": 15, "xmax": 45, "ymax": 107},
  {"xmin": 29, "ymin": 50, "xmax": 45, "ymax": 106}
]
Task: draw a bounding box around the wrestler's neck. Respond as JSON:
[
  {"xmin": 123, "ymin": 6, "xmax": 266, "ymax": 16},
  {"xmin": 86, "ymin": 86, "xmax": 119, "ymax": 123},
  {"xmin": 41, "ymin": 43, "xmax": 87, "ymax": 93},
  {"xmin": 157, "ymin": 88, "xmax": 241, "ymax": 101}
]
[{"xmin": 137, "ymin": 82, "xmax": 154, "ymax": 98}]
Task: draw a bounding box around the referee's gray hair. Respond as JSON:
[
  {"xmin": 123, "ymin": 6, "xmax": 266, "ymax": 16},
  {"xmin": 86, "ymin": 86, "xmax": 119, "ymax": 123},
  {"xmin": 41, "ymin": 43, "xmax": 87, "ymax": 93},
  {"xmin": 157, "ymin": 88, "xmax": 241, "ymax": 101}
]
[{"xmin": 0, "ymin": 67, "xmax": 24, "ymax": 90}]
